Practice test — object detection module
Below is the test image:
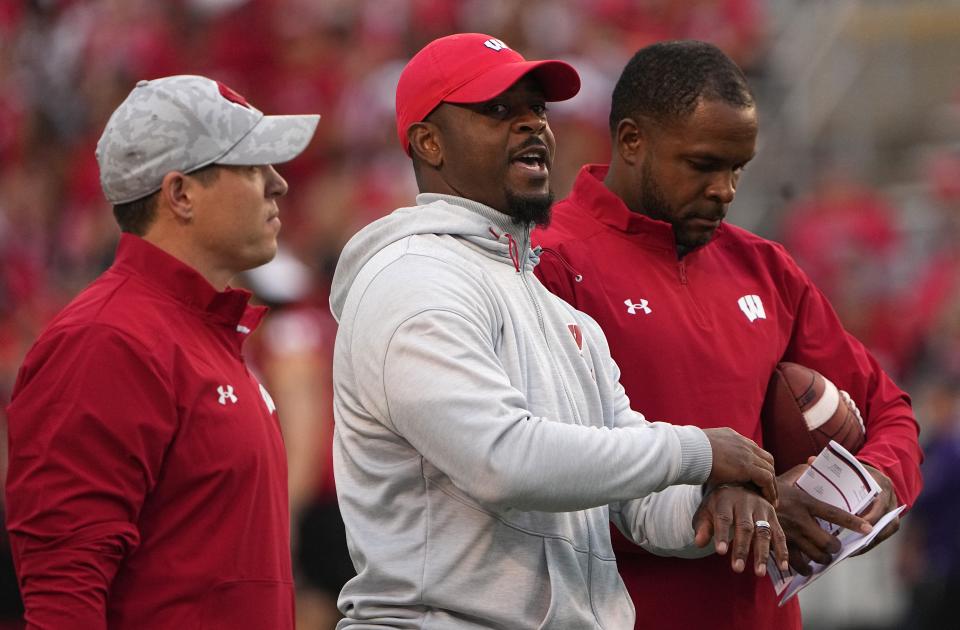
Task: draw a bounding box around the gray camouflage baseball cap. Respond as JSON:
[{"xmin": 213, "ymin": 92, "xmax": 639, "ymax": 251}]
[{"xmin": 96, "ymin": 75, "xmax": 320, "ymax": 204}]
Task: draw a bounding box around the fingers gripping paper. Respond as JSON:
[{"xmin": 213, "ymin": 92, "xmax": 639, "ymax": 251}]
[{"xmin": 767, "ymin": 441, "xmax": 905, "ymax": 604}]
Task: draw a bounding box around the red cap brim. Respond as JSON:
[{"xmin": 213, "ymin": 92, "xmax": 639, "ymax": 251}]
[{"xmin": 443, "ymin": 59, "xmax": 581, "ymax": 105}]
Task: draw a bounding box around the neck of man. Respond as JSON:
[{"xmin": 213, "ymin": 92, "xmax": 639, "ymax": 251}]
[
  {"xmin": 603, "ymin": 159, "xmax": 644, "ymax": 215},
  {"xmin": 143, "ymin": 231, "xmax": 233, "ymax": 292}
]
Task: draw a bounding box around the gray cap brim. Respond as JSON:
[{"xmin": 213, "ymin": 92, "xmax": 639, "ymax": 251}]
[{"xmin": 217, "ymin": 113, "xmax": 320, "ymax": 166}]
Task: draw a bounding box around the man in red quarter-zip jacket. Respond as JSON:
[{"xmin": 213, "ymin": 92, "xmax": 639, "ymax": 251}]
[
  {"xmin": 534, "ymin": 41, "xmax": 922, "ymax": 630},
  {"xmin": 4, "ymin": 75, "xmax": 318, "ymax": 630}
]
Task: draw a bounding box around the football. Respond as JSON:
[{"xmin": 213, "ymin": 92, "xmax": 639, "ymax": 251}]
[{"xmin": 760, "ymin": 362, "xmax": 866, "ymax": 474}]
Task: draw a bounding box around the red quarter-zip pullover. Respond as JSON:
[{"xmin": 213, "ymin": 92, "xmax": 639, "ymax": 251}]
[
  {"xmin": 6, "ymin": 234, "xmax": 293, "ymax": 629},
  {"xmin": 534, "ymin": 164, "xmax": 922, "ymax": 630}
]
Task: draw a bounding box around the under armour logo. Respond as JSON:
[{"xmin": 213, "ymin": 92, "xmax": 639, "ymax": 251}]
[
  {"xmin": 737, "ymin": 294, "xmax": 766, "ymax": 322},
  {"xmin": 483, "ymin": 38, "xmax": 509, "ymax": 51},
  {"xmin": 624, "ymin": 298, "xmax": 652, "ymax": 315},
  {"xmin": 217, "ymin": 385, "xmax": 238, "ymax": 405}
]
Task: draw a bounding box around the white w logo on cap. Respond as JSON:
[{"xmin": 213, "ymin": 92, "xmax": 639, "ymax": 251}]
[{"xmin": 483, "ymin": 38, "xmax": 509, "ymax": 51}]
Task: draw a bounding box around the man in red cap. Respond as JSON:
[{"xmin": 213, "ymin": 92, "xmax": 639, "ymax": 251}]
[{"xmin": 328, "ymin": 33, "xmax": 804, "ymax": 628}]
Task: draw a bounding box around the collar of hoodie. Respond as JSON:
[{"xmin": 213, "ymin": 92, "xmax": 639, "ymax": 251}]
[
  {"xmin": 417, "ymin": 194, "xmax": 582, "ymax": 281},
  {"xmin": 417, "ymin": 193, "xmax": 536, "ymax": 272}
]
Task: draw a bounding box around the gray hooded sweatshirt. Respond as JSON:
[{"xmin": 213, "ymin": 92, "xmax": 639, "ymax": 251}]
[{"xmin": 330, "ymin": 194, "xmax": 715, "ymax": 629}]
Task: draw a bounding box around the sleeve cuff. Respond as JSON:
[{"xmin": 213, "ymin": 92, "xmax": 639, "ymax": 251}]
[{"xmin": 675, "ymin": 425, "xmax": 712, "ymax": 485}]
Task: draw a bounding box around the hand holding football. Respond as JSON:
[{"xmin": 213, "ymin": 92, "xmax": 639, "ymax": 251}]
[{"xmin": 760, "ymin": 362, "xmax": 866, "ymax": 474}]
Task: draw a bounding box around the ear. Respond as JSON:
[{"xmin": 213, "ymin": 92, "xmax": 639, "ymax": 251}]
[
  {"xmin": 408, "ymin": 121, "xmax": 443, "ymax": 168},
  {"xmin": 157, "ymin": 171, "xmax": 194, "ymax": 222},
  {"xmin": 614, "ymin": 117, "xmax": 644, "ymax": 166}
]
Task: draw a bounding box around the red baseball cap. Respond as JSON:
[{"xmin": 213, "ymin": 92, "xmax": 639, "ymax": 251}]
[{"xmin": 395, "ymin": 33, "xmax": 581, "ymax": 154}]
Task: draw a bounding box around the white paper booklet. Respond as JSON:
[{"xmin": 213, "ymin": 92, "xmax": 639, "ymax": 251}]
[{"xmin": 766, "ymin": 440, "xmax": 905, "ymax": 605}]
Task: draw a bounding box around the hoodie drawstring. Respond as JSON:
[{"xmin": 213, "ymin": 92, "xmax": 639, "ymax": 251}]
[
  {"xmin": 506, "ymin": 233, "xmax": 520, "ymax": 272},
  {"xmin": 490, "ymin": 227, "xmax": 522, "ymax": 272},
  {"xmin": 538, "ymin": 247, "xmax": 583, "ymax": 283}
]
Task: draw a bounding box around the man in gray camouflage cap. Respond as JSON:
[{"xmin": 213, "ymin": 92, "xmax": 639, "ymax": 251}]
[
  {"xmin": 97, "ymin": 74, "xmax": 320, "ymax": 279},
  {"xmin": 5, "ymin": 75, "xmax": 318, "ymax": 629}
]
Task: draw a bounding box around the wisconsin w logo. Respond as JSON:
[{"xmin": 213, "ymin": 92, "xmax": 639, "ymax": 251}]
[
  {"xmin": 259, "ymin": 383, "xmax": 277, "ymax": 414},
  {"xmin": 483, "ymin": 38, "xmax": 509, "ymax": 51},
  {"xmin": 737, "ymin": 294, "xmax": 766, "ymax": 322},
  {"xmin": 567, "ymin": 323, "xmax": 583, "ymax": 351}
]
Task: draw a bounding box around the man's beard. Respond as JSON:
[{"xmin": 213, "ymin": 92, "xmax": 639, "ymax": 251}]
[
  {"xmin": 506, "ymin": 189, "xmax": 554, "ymax": 228},
  {"xmin": 639, "ymin": 160, "xmax": 705, "ymax": 257},
  {"xmin": 639, "ymin": 159, "xmax": 674, "ymax": 227}
]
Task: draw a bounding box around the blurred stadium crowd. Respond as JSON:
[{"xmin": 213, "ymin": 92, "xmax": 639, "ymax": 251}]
[{"xmin": 1, "ymin": 0, "xmax": 959, "ymax": 628}]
